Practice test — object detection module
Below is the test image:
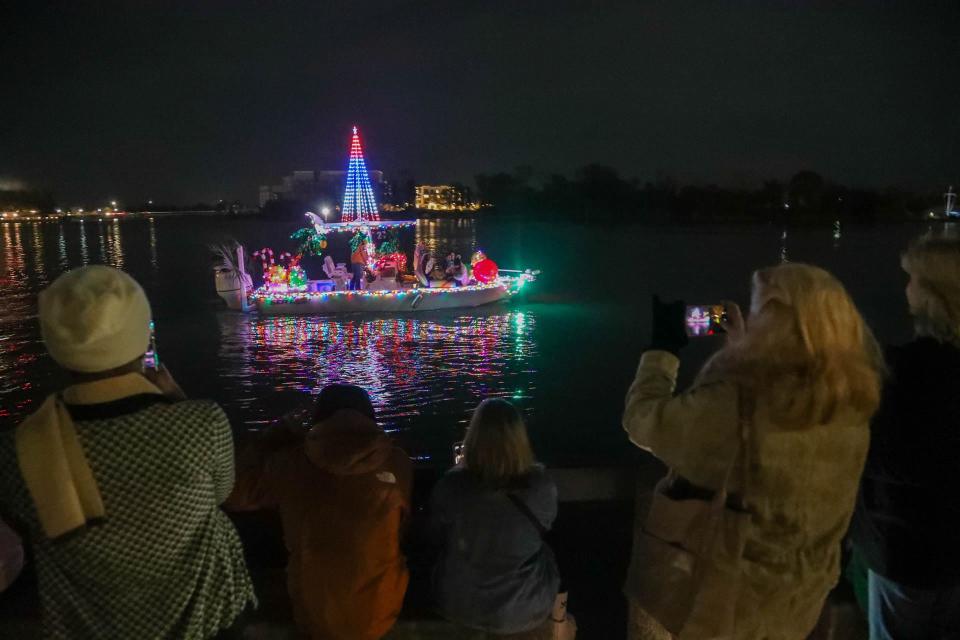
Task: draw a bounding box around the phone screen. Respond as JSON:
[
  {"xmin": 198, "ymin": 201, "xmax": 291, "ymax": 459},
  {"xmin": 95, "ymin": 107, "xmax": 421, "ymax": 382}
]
[
  {"xmin": 453, "ymin": 441, "xmax": 465, "ymax": 465},
  {"xmin": 144, "ymin": 321, "xmax": 160, "ymax": 369},
  {"xmin": 685, "ymin": 304, "xmax": 727, "ymax": 337}
]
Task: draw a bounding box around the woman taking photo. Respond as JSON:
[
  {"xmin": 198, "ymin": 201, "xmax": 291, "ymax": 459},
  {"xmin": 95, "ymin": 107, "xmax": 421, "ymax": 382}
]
[
  {"xmin": 430, "ymin": 399, "xmax": 563, "ymax": 638},
  {"xmin": 623, "ymin": 263, "xmax": 883, "ymax": 639}
]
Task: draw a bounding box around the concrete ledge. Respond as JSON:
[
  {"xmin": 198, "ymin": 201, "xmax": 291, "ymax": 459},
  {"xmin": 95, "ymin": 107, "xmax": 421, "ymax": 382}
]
[{"xmin": 549, "ymin": 467, "xmax": 637, "ymax": 502}]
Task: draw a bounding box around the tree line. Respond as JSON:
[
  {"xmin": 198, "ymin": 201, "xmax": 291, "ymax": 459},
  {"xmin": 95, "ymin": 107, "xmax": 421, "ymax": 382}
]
[{"xmin": 473, "ymin": 165, "xmax": 941, "ymax": 224}]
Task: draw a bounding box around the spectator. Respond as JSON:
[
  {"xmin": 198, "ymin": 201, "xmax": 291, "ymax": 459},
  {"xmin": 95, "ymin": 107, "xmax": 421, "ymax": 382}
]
[
  {"xmin": 851, "ymin": 235, "xmax": 960, "ymax": 639},
  {"xmin": 430, "ymin": 399, "xmax": 562, "ymax": 637},
  {"xmin": 0, "ymin": 265, "xmax": 254, "ymax": 639},
  {"xmin": 228, "ymin": 383, "xmax": 412, "ymax": 640},
  {"xmin": 623, "ymin": 263, "xmax": 883, "ymax": 639}
]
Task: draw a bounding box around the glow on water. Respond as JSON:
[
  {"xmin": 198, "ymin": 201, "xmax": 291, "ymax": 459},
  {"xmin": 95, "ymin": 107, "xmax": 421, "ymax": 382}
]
[{"xmin": 217, "ymin": 311, "xmax": 538, "ymax": 436}]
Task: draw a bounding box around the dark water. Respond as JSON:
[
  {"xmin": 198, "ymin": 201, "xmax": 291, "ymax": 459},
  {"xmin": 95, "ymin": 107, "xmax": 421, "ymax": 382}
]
[{"xmin": 0, "ymin": 215, "xmax": 941, "ymax": 466}]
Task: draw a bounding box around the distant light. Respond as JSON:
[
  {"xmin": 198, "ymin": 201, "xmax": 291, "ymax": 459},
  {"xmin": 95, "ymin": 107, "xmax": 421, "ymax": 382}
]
[
  {"xmin": 110, "ymin": 201, "xmax": 117, "ymax": 207},
  {"xmin": 148, "ymin": 200, "xmax": 153, "ymax": 204},
  {"xmin": 321, "ymin": 207, "xmax": 330, "ymax": 218}
]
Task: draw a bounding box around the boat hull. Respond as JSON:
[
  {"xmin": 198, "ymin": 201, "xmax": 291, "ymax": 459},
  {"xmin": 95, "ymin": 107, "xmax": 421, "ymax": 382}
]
[{"xmin": 252, "ymin": 283, "xmax": 511, "ymax": 315}]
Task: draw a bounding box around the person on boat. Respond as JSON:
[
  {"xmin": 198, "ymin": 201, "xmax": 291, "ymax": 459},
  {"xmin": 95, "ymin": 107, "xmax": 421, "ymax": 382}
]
[
  {"xmin": 350, "ymin": 238, "xmax": 370, "ymax": 291},
  {"xmin": 449, "ymin": 255, "xmax": 470, "ymax": 287},
  {"xmin": 851, "ymin": 235, "xmax": 960, "ymax": 639},
  {"xmin": 0, "ymin": 265, "xmax": 255, "ymax": 639},
  {"xmin": 414, "ymin": 242, "xmax": 437, "ymax": 288},
  {"xmin": 622, "ymin": 264, "xmax": 882, "ymax": 639},
  {"xmin": 429, "ymin": 399, "xmax": 562, "ymax": 637},
  {"xmin": 228, "ymin": 384, "xmax": 412, "ymax": 640}
]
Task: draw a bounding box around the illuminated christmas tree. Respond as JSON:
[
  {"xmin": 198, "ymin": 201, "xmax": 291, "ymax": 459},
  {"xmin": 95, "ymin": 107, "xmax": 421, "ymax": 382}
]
[{"xmin": 341, "ymin": 126, "xmax": 380, "ymax": 222}]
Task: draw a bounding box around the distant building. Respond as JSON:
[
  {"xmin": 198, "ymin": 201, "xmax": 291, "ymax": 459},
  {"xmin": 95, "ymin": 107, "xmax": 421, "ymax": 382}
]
[
  {"xmin": 415, "ymin": 184, "xmax": 477, "ymax": 211},
  {"xmin": 259, "ymin": 169, "xmax": 385, "ymax": 208}
]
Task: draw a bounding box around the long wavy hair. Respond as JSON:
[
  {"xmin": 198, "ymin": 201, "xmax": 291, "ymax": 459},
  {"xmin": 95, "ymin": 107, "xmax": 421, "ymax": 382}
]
[
  {"xmin": 902, "ymin": 235, "xmax": 960, "ymax": 347},
  {"xmin": 696, "ymin": 263, "xmax": 883, "ymax": 427},
  {"xmin": 463, "ymin": 399, "xmax": 536, "ymax": 488}
]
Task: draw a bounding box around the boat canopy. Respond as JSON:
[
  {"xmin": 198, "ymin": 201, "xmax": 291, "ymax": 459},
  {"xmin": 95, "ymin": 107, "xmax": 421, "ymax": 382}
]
[{"xmin": 304, "ymin": 212, "xmax": 416, "ymax": 235}]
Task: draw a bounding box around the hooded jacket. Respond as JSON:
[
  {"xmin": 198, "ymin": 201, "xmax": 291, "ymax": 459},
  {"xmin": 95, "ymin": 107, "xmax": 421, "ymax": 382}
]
[{"xmin": 229, "ymin": 409, "xmax": 412, "ymax": 640}]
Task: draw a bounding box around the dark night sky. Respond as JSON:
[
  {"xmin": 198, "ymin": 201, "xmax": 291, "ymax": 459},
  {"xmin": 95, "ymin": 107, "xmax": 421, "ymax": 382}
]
[{"xmin": 3, "ymin": 1, "xmax": 959, "ymax": 204}]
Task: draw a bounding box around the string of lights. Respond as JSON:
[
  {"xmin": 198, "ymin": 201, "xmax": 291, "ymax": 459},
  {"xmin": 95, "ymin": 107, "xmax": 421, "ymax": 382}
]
[{"xmin": 341, "ymin": 126, "xmax": 380, "ymax": 223}]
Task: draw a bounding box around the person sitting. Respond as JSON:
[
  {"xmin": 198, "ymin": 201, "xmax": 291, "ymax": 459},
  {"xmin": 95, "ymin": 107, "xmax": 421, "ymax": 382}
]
[
  {"xmin": 451, "ymin": 254, "xmax": 471, "ymax": 287},
  {"xmin": 429, "ymin": 399, "xmax": 561, "ymax": 637},
  {"xmin": 851, "ymin": 235, "xmax": 960, "ymax": 639},
  {"xmin": 228, "ymin": 384, "xmax": 412, "ymax": 640},
  {"xmin": 622, "ymin": 264, "xmax": 882, "ymax": 639},
  {"xmin": 0, "ymin": 265, "xmax": 254, "ymax": 639},
  {"xmin": 414, "ymin": 242, "xmax": 436, "ymax": 288},
  {"xmin": 443, "ymin": 251, "xmax": 458, "ymax": 283}
]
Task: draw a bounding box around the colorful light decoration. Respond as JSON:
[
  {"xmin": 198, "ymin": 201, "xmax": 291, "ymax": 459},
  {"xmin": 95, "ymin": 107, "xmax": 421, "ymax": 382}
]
[
  {"xmin": 471, "ymin": 251, "xmax": 499, "ymax": 284},
  {"xmin": 341, "ymin": 126, "xmax": 380, "ymax": 223},
  {"xmin": 374, "ymin": 251, "xmax": 408, "ymax": 273},
  {"xmin": 249, "ymin": 272, "xmax": 535, "ymax": 306},
  {"xmin": 252, "ymin": 248, "xmax": 308, "ymax": 292}
]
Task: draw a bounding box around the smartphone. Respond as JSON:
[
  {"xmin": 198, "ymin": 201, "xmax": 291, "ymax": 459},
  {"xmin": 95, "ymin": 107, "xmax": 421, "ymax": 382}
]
[
  {"xmin": 453, "ymin": 441, "xmax": 465, "ymax": 465},
  {"xmin": 685, "ymin": 304, "xmax": 727, "ymax": 337},
  {"xmin": 144, "ymin": 321, "xmax": 160, "ymax": 370}
]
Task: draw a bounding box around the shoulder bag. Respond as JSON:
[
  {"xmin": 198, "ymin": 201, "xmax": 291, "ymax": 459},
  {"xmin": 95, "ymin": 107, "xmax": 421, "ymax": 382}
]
[
  {"xmin": 624, "ymin": 388, "xmax": 754, "ymax": 638},
  {"xmin": 506, "ymin": 492, "xmax": 578, "ymax": 640}
]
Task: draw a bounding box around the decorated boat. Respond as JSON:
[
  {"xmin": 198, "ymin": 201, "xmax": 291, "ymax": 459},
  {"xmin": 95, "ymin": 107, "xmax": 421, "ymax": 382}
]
[{"xmin": 214, "ymin": 127, "xmax": 537, "ymax": 315}]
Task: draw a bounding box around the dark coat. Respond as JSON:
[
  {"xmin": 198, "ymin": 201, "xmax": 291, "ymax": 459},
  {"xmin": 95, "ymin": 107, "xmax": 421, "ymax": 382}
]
[{"xmin": 852, "ymin": 337, "xmax": 960, "ymax": 589}]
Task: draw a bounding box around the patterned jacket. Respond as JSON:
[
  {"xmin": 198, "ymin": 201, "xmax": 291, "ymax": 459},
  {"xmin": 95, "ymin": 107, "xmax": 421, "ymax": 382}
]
[{"xmin": 0, "ymin": 394, "xmax": 255, "ymax": 639}]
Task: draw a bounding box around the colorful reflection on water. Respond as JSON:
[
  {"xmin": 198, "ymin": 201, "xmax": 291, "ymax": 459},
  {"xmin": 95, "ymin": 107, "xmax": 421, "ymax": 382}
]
[{"xmin": 216, "ymin": 311, "xmax": 537, "ymax": 456}]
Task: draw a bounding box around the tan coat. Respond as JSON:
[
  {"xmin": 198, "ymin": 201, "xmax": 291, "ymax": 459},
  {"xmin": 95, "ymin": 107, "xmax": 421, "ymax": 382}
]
[{"xmin": 623, "ymin": 351, "xmax": 869, "ymax": 639}]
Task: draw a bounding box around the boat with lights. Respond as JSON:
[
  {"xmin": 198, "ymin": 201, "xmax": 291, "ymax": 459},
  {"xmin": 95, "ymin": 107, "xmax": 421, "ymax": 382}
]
[{"xmin": 214, "ymin": 126, "xmax": 537, "ymax": 315}]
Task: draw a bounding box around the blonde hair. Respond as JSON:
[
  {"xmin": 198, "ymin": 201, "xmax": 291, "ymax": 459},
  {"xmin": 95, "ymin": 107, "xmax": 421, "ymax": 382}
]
[
  {"xmin": 901, "ymin": 235, "xmax": 960, "ymax": 346},
  {"xmin": 697, "ymin": 263, "xmax": 883, "ymax": 426},
  {"xmin": 463, "ymin": 399, "xmax": 536, "ymax": 487}
]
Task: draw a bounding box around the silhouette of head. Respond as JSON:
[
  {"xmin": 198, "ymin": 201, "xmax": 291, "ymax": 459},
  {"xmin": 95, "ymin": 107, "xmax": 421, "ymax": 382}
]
[{"xmin": 313, "ymin": 383, "xmax": 376, "ymax": 423}]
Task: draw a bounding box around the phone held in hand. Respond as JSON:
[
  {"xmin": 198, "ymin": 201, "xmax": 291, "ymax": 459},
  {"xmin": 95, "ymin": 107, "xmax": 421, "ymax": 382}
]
[
  {"xmin": 144, "ymin": 321, "xmax": 160, "ymax": 370},
  {"xmin": 453, "ymin": 441, "xmax": 465, "ymax": 465},
  {"xmin": 685, "ymin": 304, "xmax": 728, "ymax": 337}
]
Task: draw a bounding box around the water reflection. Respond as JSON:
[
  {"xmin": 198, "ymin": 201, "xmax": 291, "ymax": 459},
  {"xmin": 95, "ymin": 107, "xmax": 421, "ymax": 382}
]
[
  {"xmin": 148, "ymin": 218, "xmax": 158, "ymax": 270},
  {"xmin": 415, "ymin": 218, "xmax": 478, "ymax": 256},
  {"xmin": 31, "ymin": 223, "xmax": 47, "ymax": 287},
  {"xmin": 97, "ymin": 220, "xmax": 106, "ymax": 263},
  {"xmin": 0, "ymin": 223, "xmax": 40, "ymax": 421},
  {"xmin": 57, "ymin": 224, "xmax": 68, "ymax": 272},
  {"xmin": 107, "ymin": 218, "xmax": 124, "ymax": 270},
  {"xmin": 79, "ymin": 220, "xmax": 89, "ymax": 265},
  {"xmin": 217, "ymin": 310, "xmax": 538, "ymax": 453}
]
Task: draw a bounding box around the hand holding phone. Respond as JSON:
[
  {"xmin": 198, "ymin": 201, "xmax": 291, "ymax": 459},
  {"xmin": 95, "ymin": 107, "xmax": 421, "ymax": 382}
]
[
  {"xmin": 684, "ymin": 304, "xmax": 728, "ymax": 337},
  {"xmin": 143, "ymin": 321, "xmax": 159, "ymax": 370}
]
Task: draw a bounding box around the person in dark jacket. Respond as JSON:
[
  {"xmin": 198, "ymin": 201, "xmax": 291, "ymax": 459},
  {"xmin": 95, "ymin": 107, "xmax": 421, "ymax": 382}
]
[
  {"xmin": 429, "ymin": 399, "xmax": 561, "ymax": 637},
  {"xmin": 852, "ymin": 235, "xmax": 960, "ymax": 639}
]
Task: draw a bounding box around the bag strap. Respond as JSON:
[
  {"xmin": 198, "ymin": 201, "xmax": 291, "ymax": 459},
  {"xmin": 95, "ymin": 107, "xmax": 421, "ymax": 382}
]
[
  {"xmin": 723, "ymin": 385, "xmax": 754, "ymax": 507},
  {"xmin": 506, "ymin": 492, "xmax": 548, "ymax": 538}
]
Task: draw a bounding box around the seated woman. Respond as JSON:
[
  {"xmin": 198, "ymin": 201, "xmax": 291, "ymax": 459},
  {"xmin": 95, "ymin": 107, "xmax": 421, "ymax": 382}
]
[
  {"xmin": 414, "ymin": 242, "xmax": 434, "ymax": 287},
  {"xmin": 429, "ymin": 399, "xmax": 561, "ymax": 637},
  {"xmin": 445, "ymin": 255, "xmax": 470, "ymax": 287},
  {"xmin": 228, "ymin": 384, "xmax": 413, "ymax": 640}
]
